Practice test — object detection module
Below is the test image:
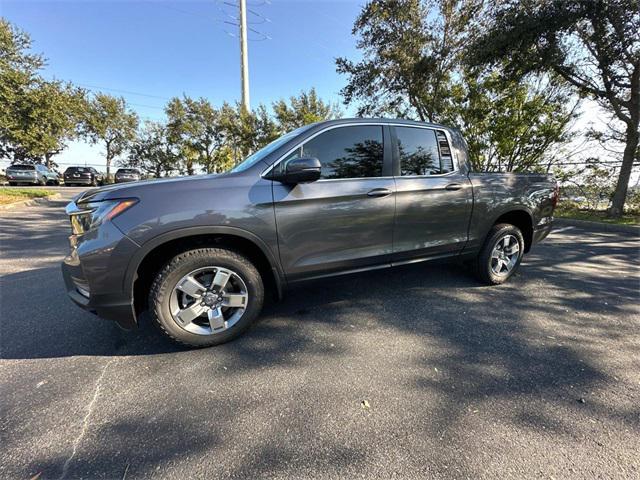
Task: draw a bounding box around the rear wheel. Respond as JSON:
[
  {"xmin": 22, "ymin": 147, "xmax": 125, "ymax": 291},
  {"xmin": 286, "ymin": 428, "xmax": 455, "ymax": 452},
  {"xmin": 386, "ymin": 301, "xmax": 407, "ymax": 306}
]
[
  {"xmin": 149, "ymin": 247, "xmax": 264, "ymax": 347},
  {"xmin": 475, "ymin": 223, "xmax": 524, "ymax": 285}
]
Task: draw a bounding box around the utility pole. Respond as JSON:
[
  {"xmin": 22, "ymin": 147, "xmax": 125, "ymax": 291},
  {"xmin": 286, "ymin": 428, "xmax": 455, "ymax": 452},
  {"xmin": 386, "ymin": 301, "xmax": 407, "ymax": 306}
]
[{"xmin": 239, "ymin": 0, "xmax": 250, "ymax": 112}]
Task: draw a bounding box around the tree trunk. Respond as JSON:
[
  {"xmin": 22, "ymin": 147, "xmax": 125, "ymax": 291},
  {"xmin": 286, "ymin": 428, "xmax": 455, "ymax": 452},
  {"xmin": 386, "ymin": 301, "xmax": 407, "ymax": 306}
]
[
  {"xmin": 608, "ymin": 123, "xmax": 639, "ymax": 218},
  {"xmin": 106, "ymin": 157, "xmax": 112, "ymax": 182},
  {"xmin": 105, "ymin": 141, "xmax": 113, "ymax": 182}
]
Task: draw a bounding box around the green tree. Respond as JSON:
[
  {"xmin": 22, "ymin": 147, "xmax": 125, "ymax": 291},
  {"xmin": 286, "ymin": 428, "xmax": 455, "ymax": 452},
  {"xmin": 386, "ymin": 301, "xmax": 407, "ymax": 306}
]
[
  {"xmin": 165, "ymin": 96, "xmax": 224, "ymax": 174},
  {"xmin": 336, "ymin": 0, "xmax": 479, "ymax": 122},
  {"xmin": 456, "ymin": 70, "xmax": 576, "ymax": 172},
  {"xmin": 336, "ymin": 0, "xmax": 574, "ymax": 173},
  {"xmin": 82, "ymin": 93, "xmax": 139, "ymax": 180},
  {"xmin": 218, "ymin": 102, "xmax": 279, "ymax": 164},
  {"xmin": 469, "ymin": 0, "xmax": 640, "ymax": 216},
  {"xmin": 0, "ymin": 20, "xmax": 85, "ymax": 166},
  {"xmin": 272, "ymin": 88, "xmax": 341, "ymax": 131},
  {"xmin": 124, "ymin": 121, "xmax": 180, "ymax": 178}
]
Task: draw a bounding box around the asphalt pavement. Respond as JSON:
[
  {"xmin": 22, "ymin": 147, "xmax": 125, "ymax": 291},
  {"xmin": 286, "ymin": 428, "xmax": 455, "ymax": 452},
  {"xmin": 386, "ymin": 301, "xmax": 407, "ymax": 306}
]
[{"xmin": 1, "ymin": 188, "xmax": 639, "ymax": 479}]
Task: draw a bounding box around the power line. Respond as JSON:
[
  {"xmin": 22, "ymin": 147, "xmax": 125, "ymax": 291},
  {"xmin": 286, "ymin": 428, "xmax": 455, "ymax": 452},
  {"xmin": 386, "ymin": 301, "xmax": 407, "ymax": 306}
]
[{"xmin": 77, "ymin": 83, "xmax": 172, "ymax": 101}]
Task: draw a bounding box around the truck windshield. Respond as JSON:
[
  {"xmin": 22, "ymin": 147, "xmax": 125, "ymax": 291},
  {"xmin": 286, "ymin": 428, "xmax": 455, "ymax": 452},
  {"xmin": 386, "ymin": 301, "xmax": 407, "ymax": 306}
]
[{"xmin": 229, "ymin": 125, "xmax": 313, "ymax": 173}]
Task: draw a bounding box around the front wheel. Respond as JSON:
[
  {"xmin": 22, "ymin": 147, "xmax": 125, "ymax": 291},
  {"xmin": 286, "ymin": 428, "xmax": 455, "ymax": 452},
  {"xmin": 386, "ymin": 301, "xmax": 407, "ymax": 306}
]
[
  {"xmin": 475, "ymin": 223, "xmax": 524, "ymax": 285},
  {"xmin": 149, "ymin": 247, "xmax": 264, "ymax": 347}
]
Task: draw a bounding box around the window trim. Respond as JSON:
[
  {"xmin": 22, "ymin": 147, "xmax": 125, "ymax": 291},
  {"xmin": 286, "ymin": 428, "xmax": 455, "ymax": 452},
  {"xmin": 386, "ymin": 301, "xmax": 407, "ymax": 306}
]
[
  {"xmin": 262, "ymin": 122, "xmax": 458, "ymax": 181},
  {"xmin": 391, "ymin": 125, "xmax": 458, "ymax": 178}
]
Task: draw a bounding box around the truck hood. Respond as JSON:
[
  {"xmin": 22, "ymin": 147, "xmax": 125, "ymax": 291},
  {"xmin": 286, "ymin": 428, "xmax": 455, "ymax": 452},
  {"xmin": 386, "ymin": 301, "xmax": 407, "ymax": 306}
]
[{"xmin": 75, "ymin": 173, "xmax": 231, "ymax": 204}]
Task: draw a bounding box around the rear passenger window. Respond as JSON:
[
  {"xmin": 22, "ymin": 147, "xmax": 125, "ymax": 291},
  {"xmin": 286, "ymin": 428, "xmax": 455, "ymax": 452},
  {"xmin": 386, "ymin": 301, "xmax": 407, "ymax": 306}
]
[
  {"xmin": 396, "ymin": 127, "xmax": 455, "ymax": 175},
  {"xmin": 288, "ymin": 125, "xmax": 384, "ymax": 179},
  {"xmin": 436, "ymin": 131, "xmax": 454, "ymax": 173}
]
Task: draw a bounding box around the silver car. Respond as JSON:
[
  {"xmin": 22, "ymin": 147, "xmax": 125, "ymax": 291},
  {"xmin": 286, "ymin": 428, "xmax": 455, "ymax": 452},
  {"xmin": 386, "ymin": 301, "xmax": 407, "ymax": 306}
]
[
  {"xmin": 6, "ymin": 164, "xmax": 59, "ymax": 186},
  {"xmin": 115, "ymin": 168, "xmax": 141, "ymax": 183}
]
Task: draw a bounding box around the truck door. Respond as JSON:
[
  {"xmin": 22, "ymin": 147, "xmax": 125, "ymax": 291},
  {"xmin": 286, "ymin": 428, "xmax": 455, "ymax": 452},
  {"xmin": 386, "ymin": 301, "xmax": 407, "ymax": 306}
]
[
  {"xmin": 272, "ymin": 124, "xmax": 396, "ymax": 280},
  {"xmin": 390, "ymin": 125, "xmax": 473, "ymax": 261}
]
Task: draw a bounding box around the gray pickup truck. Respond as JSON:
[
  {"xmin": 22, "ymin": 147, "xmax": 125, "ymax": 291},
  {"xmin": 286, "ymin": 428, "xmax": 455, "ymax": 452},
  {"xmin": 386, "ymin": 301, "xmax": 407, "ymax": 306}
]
[{"xmin": 62, "ymin": 118, "xmax": 557, "ymax": 347}]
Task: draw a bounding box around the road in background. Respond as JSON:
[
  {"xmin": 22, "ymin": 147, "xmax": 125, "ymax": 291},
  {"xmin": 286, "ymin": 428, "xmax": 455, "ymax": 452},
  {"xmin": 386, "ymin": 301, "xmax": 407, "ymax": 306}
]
[{"xmin": 1, "ymin": 190, "xmax": 639, "ymax": 479}]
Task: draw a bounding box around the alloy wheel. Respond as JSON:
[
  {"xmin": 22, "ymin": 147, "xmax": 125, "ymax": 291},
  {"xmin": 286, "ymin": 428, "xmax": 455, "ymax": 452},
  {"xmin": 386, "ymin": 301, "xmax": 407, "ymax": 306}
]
[
  {"xmin": 490, "ymin": 234, "xmax": 520, "ymax": 276},
  {"xmin": 169, "ymin": 266, "xmax": 249, "ymax": 335}
]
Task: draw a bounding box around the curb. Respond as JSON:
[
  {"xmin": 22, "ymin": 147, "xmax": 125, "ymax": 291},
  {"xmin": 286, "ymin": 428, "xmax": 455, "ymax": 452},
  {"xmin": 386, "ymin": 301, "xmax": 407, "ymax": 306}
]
[
  {"xmin": 555, "ymin": 217, "xmax": 640, "ymax": 235},
  {"xmin": 0, "ymin": 193, "xmax": 62, "ymax": 211}
]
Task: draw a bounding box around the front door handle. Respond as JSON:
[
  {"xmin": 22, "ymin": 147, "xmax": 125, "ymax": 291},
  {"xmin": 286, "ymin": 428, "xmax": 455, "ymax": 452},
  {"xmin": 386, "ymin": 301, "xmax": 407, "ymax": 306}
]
[
  {"xmin": 367, "ymin": 188, "xmax": 393, "ymax": 198},
  {"xmin": 445, "ymin": 183, "xmax": 463, "ymax": 191}
]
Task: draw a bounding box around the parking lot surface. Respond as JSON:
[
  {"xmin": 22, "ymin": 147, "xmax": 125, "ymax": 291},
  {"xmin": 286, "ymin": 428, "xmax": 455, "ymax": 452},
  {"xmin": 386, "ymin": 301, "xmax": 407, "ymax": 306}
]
[{"xmin": 1, "ymin": 188, "xmax": 639, "ymax": 479}]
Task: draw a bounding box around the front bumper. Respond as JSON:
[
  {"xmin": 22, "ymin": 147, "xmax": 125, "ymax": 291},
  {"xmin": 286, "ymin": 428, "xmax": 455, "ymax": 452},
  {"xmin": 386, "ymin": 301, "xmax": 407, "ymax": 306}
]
[
  {"xmin": 61, "ymin": 221, "xmax": 140, "ymax": 330},
  {"xmin": 62, "ymin": 263, "xmax": 137, "ymax": 329}
]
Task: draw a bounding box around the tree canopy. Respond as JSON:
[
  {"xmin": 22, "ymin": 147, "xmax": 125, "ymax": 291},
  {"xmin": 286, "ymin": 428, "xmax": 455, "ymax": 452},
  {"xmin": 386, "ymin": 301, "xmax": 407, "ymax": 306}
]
[
  {"xmin": 0, "ymin": 19, "xmax": 85, "ymax": 167},
  {"xmin": 272, "ymin": 88, "xmax": 341, "ymax": 131},
  {"xmin": 81, "ymin": 93, "xmax": 139, "ymax": 179},
  {"xmin": 336, "ymin": 0, "xmax": 575, "ymax": 173},
  {"xmin": 469, "ymin": 0, "xmax": 639, "ymax": 215}
]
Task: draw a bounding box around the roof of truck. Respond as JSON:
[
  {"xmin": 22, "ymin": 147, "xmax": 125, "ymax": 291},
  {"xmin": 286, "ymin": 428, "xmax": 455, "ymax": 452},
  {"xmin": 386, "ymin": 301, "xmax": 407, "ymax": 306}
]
[{"xmin": 310, "ymin": 117, "xmax": 451, "ymax": 130}]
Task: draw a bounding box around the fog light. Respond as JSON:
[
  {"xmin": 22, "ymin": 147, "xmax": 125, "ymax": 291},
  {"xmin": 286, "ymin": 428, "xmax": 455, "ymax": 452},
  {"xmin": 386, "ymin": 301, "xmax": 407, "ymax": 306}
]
[{"xmin": 72, "ymin": 277, "xmax": 90, "ymax": 298}]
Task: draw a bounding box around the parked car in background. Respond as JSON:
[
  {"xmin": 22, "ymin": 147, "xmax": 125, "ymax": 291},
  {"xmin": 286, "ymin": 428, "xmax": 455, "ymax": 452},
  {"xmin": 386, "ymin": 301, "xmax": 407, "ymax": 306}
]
[
  {"xmin": 63, "ymin": 166, "xmax": 104, "ymax": 186},
  {"xmin": 115, "ymin": 168, "xmax": 141, "ymax": 183},
  {"xmin": 62, "ymin": 118, "xmax": 557, "ymax": 348},
  {"xmin": 6, "ymin": 164, "xmax": 60, "ymax": 186}
]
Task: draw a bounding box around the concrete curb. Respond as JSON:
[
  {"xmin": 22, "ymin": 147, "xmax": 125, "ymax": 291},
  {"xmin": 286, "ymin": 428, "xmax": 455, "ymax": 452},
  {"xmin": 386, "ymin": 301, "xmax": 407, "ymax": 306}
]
[
  {"xmin": 0, "ymin": 193, "xmax": 61, "ymax": 211},
  {"xmin": 555, "ymin": 217, "xmax": 640, "ymax": 235}
]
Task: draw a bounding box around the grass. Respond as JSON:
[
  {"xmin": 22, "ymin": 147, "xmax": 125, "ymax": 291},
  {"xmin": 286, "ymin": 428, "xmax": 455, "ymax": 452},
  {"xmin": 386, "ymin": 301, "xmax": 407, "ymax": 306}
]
[
  {"xmin": 0, "ymin": 187, "xmax": 58, "ymax": 206},
  {"xmin": 556, "ymin": 206, "xmax": 639, "ymax": 226}
]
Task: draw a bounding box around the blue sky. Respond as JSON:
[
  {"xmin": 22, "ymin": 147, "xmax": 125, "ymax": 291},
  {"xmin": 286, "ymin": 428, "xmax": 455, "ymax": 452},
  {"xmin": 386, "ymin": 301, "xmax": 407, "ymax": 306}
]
[{"xmin": 1, "ymin": 0, "xmax": 364, "ymax": 169}]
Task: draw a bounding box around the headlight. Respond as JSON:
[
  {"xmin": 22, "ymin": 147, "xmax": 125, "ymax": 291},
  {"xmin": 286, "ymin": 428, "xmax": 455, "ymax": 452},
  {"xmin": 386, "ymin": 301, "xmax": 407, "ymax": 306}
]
[{"xmin": 68, "ymin": 199, "xmax": 137, "ymax": 235}]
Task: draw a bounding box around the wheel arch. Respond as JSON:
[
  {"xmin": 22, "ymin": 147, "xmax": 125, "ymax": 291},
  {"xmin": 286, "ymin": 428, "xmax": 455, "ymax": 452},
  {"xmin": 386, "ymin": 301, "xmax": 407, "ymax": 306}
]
[
  {"xmin": 126, "ymin": 227, "xmax": 285, "ymax": 320},
  {"xmin": 491, "ymin": 209, "xmax": 534, "ymax": 252}
]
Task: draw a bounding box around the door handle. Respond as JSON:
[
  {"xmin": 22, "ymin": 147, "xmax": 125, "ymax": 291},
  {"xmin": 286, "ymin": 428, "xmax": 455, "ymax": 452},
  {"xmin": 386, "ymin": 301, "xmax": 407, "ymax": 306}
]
[
  {"xmin": 367, "ymin": 188, "xmax": 393, "ymax": 198},
  {"xmin": 445, "ymin": 183, "xmax": 463, "ymax": 191}
]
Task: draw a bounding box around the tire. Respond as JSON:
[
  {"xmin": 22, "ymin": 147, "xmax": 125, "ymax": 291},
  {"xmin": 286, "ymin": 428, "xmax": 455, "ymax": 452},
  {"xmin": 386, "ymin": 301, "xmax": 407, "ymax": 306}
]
[
  {"xmin": 475, "ymin": 223, "xmax": 524, "ymax": 285},
  {"xmin": 8, "ymin": 182, "xmax": 16, "ymax": 186},
  {"xmin": 149, "ymin": 247, "xmax": 264, "ymax": 347},
  {"xmin": 91, "ymin": 177, "xmax": 98, "ymax": 187}
]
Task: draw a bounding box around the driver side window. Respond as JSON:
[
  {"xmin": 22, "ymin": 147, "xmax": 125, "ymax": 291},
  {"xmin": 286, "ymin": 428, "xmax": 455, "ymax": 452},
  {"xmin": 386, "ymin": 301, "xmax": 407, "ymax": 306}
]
[{"xmin": 283, "ymin": 125, "xmax": 384, "ymax": 180}]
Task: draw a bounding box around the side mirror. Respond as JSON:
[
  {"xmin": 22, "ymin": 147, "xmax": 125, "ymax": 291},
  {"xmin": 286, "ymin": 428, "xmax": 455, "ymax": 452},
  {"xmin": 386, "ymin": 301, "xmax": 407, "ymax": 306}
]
[{"xmin": 274, "ymin": 157, "xmax": 322, "ymax": 184}]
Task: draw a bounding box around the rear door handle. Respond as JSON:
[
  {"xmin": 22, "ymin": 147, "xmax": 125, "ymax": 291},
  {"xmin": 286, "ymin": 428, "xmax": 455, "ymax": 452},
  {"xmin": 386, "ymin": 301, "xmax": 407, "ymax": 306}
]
[
  {"xmin": 445, "ymin": 183, "xmax": 463, "ymax": 191},
  {"xmin": 367, "ymin": 188, "xmax": 393, "ymax": 198}
]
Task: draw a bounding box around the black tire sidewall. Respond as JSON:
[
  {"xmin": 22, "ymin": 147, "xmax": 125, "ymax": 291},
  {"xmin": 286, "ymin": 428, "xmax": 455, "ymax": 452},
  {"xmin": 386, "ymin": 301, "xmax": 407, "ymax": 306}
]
[
  {"xmin": 150, "ymin": 248, "xmax": 264, "ymax": 347},
  {"xmin": 477, "ymin": 224, "xmax": 524, "ymax": 285}
]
